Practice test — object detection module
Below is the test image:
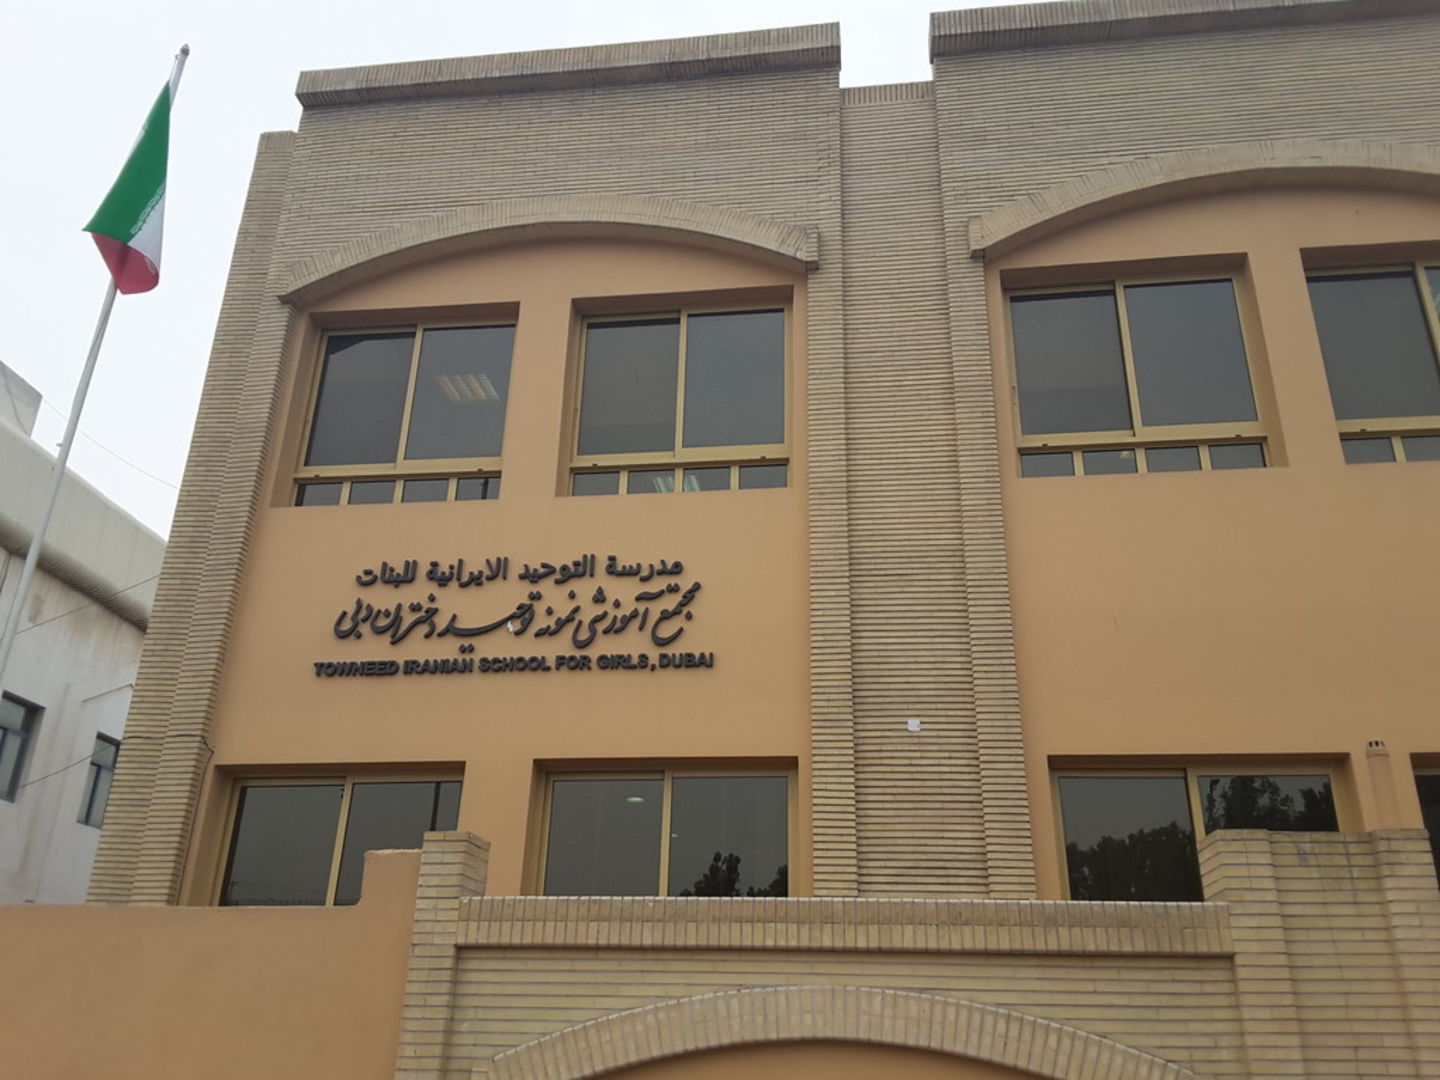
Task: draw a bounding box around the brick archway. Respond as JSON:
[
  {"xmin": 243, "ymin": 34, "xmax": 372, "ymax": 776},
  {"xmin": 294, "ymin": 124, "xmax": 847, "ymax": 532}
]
[
  {"xmin": 482, "ymin": 985, "xmax": 1204, "ymax": 1080},
  {"xmin": 967, "ymin": 137, "xmax": 1440, "ymax": 258},
  {"xmin": 278, "ymin": 194, "xmax": 818, "ymax": 306}
]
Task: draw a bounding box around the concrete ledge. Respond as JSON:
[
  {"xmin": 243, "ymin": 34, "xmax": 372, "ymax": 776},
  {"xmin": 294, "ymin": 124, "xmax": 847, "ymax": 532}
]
[
  {"xmin": 456, "ymin": 895, "xmax": 1233, "ymax": 955},
  {"xmin": 297, "ymin": 24, "xmax": 839, "ymax": 106},
  {"xmin": 931, "ymin": 0, "xmax": 1440, "ymax": 58}
]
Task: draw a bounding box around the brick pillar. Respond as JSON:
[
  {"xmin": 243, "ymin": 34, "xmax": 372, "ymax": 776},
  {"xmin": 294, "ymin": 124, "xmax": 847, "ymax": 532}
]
[
  {"xmin": 1197, "ymin": 829, "xmax": 1306, "ymax": 1079},
  {"xmin": 394, "ymin": 830, "xmax": 490, "ymax": 1080},
  {"xmin": 1372, "ymin": 830, "xmax": 1440, "ymax": 1078}
]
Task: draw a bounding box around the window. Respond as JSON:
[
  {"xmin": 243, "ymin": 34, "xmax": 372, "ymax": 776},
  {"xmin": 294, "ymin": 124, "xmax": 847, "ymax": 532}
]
[
  {"xmin": 540, "ymin": 771, "xmax": 789, "ymax": 896},
  {"xmin": 1009, "ymin": 278, "xmax": 1266, "ymax": 476},
  {"xmin": 1306, "ymin": 264, "xmax": 1440, "ymax": 463},
  {"xmin": 0, "ymin": 694, "xmax": 40, "ymax": 802},
  {"xmin": 78, "ymin": 734, "xmax": 119, "ymax": 827},
  {"xmin": 570, "ymin": 306, "xmax": 788, "ymax": 494},
  {"xmin": 218, "ymin": 776, "xmax": 460, "ymax": 906},
  {"xmin": 1415, "ymin": 769, "xmax": 1440, "ymax": 885},
  {"xmin": 294, "ymin": 323, "xmax": 514, "ymax": 505},
  {"xmin": 1056, "ymin": 768, "xmax": 1338, "ymax": 901}
]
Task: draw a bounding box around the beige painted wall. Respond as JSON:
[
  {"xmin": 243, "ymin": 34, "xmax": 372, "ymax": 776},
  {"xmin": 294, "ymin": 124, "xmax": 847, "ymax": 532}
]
[
  {"xmin": 608, "ymin": 1041, "xmax": 1040, "ymax": 1079},
  {"xmin": 183, "ymin": 238, "xmax": 812, "ymax": 902},
  {"xmin": 0, "ymin": 849, "xmax": 417, "ymax": 1080},
  {"xmin": 987, "ymin": 186, "xmax": 1440, "ymax": 898}
]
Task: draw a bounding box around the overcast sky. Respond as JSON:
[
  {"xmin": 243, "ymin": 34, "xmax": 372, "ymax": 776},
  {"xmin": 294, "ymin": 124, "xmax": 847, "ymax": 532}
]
[{"xmin": 3, "ymin": 0, "xmax": 1016, "ymax": 538}]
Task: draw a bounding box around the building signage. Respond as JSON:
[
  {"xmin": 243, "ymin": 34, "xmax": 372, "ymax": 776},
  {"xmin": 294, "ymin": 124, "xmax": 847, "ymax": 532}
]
[{"xmin": 313, "ymin": 555, "xmax": 713, "ymax": 677}]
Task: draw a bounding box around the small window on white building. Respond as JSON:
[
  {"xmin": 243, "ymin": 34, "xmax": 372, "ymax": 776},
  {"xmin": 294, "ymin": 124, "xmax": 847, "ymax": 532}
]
[
  {"xmin": 78, "ymin": 734, "xmax": 119, "ymax": 827},
  {"xmin": 0, "ymin": 694, "xmax": 40, "ymax": 802}
]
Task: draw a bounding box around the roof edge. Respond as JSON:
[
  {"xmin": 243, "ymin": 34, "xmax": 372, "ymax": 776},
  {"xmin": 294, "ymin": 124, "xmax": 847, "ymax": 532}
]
[
  {"xmin": 930, "ymin": 0, "xmax": 1440, "ymax": 58},
  {"xmin": 297, "ymin": 23, "xmax": 840, "ymax": 107}
]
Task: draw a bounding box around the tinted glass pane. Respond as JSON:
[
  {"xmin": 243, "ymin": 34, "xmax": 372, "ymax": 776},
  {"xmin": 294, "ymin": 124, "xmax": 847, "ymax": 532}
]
[
  {"xmin": 0, "ymin": 697, "xmax": 26, "ymax": 733},
  {"xmin": 544, "ymin": 778, "xmax": 662, "ymax": 895},
  {"xmin": 1402, "ymin": 435, "xmax": 1440, "ymax": 461},
  {"xmin": 348, "ymin": 481, "xmax": 395, "ymax": 504},
  {"xmin": 1342, "ymin": 437, "xmax": 1396, "ymax": 464},
  {"xmin": 434, "ymin": 781, "xmax": 461, "ymax": 830},
  {"xmin": 577, "ymin": 320, "xmax": 679, "ymax": 454},
  {"xmin": 1428, "ymin": 267, "xmax": 1440, "ymax": 315},
  {"xmin": 1146, "ymin": 446, "xmax": 1201, "ymax": 473},
  {"xmin": 1125, "ymin": 280, "xmax": 1256, "ymax": 426},
  {"xmin": 305, "ymin": 334, "xmax": 413, "ymax": 465},
  {"xmin": 402, "ymin": 478, "xmax": 449, "ymax": 503},
  {"xmin": 682, "ymin": 467, "xmax": 730, "ymax": 491},
  {"xmin": 1416, "ymin": 774, "xmax": 1440, "ymax": 884},
  {"xmin": 628, "ymin": 469, "xmax": 675, "ymax": 494},
  {"xmin": 668, "ymin": 777, "xmax": 788, "ymax": 897},
  {"xmin": 1058, "ymin": 775, "xmax": 1201, "ymax": 901},
  {"xmin": 1011, "ymin": 292, "xmax": 1131, "ymax": 435},
  {"xmin": 221, "ymin": 785, "xmax": 342, "ymax": 906},
  {"xmin": 1210, "ymin": 443, "xmax": 1266, "ymax": 470},
  {"xmin": 572, "ymin": 472, "xmax": 619, "ymax": 496},
  {"xmin": 404, "ymin": 326, "xmax": 514, "ymax": 460},
  {"xmin": 1308, "ymin": 273, "xmax": 1440, "ymax": 420},
  {"xmin": 1198, "ymin": 774, "xmax": 1337, "ymax": 833},
  {"xmin": 92, "ymin": 736, "xmax": 119, "ymax": 769},
  {"xmin": 739, "ymin": 464, "xmax": 787, "ymax": 489},
  {"xmin": 0, "ymin": 730, "xmax": 22, "ymax": 800},
  {"xmin": 682, "ymin": 310, "xmax": 784, "ymax": 448},
  {"xmin": 1020, "ymin": 452, "xmax": 1075, "ymax": 478},
  {"xmin": 83, "ymin": 766, "xmax": 113, "ymax": 828},
  {"xmin": 455, "ymin": 476, "xmax": 500, "ymax": 500},
  {"xmin": 335, "ymin": 781, "xmax": 457, "ymax": 906},
  {"xmin": 296, "ymin": 483, "xmax": 342, "ymax": 507},
  {"xmin": 1082, "ymin": 449, "xmax": 1138, "ymax": 475}
]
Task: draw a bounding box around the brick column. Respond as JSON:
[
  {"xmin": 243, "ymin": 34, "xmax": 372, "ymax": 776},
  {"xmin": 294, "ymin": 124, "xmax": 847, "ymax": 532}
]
[
  {"xmin": 1372, "ymin": 830, "xmax": 1440, "ymax": 1078},
  {"xmin": 394, "ymin": 831, "xmax": 490, "ymax": 1080}
]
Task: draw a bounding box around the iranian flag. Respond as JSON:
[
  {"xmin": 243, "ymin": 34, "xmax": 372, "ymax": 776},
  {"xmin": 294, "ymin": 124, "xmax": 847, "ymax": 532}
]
[{"xmin": 83, "ymin": 79, "xmax": 174, "ymax": 294}]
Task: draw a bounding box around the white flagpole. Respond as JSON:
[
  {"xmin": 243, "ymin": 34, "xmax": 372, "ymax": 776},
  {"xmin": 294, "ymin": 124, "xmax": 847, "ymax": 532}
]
[{"xmin": 0, "ymin": 45, "xmax": 189, "ymax": 693}]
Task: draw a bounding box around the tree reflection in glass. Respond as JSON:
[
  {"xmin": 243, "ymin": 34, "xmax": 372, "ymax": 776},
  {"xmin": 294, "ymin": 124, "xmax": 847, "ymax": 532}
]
[
  {"xmin": 1058, "ymin": 776, "xmax": 1201, "ymax": 901},
  {"xmin": 1198, "ymin": 774, "xmax": 1336, "ymax": 832},
  {"xmin": 668, "ymin": 777, "xmax": 787, "ymax": 898}
]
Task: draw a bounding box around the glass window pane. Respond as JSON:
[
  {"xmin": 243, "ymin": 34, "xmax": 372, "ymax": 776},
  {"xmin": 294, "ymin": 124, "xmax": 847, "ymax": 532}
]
[
  {"xmin": 305, "ymin": 334, "xmax": 414, "ymax": 466},
  {"xmin": 221, "ymin": 784, "xmax": 343, "ymax": 906},
  {"xmin": 1020, "ymin": 452, "xmax": 1075, "ymax": 478},
  {"xmin": 572, "ymin": 472, "xmax": 619, "ymax": 496},
  {"xmin": 403, "ymin": 326, "xmax": 514, "ymax": 460},
  {"xmin": 92, "ymin": 736, "xmax": 119, "ymax": 769},
  {"xmin": 682, "ymin": 310, "xmax": 785, "ymax": 448},
  {"xmin": 1011, "ymin": 292, "xmax": 1131, "ymax": 435},
  {"xmin": 455, "ymin": 476, "xmax": 500, "ymax": 500},
  {"xmin": 348, "ymin": 480, "xmax": 395, "ymax": 504},
  {"xmin": 1210, "ymin": 443, "xmax": 1266, "ymax": 470},
  {"xmin": 1308, "ymin": 273, "xmax": 1440, "ymax": 420},
  {"xmin": 1198, "ymin": 774, "xmax": 1337, "ymax": 833},
  {"xmin": 1402, "ymin": 435, "xmax": 1440, "ymax": 461},
  {"xmin": 1057, "ymin": 775, "xmax": 1202, "ymax": 901},
  {"xmin": 84, "ymin": 766, "xmax": 113, "ymax": 828},
  {"xmin": 402, "ymin": 478, "xmax": 449, "ymax": 503},
  {"xmin": 0, "ymin": 697, "xmax": 26, "ymax": 733},
  {"xmin": 296, "ymin": 483, "xmax": 342, "ymax": 507},
  {"xmin": 1125, "ymin": 280, "xmax": 1257, "ymax": 427},
  {"xmin": 682, "ymin": 467, "xmax": 731, "ymax": 491},
  {"xmin": 1082, "ymin": 449, "xmax": 1138, "ymax": 475},
  {"xmin": 1416, "ymin": 773, "xmax": 1440, "ymax": 885},
  {"xmin": 577, "ymin": 319, "xmax": 679, "ymax": 455},
  {"xmin": 544, "ymin": 778, "xmax": 663, "ymax": 895},
  {"xmin": 1342, "ymin": 437, "xmax": 1396, "ymax": 464},
  {"xmin": 668, "ymin": 777, "xmax": 788, "ymax": 897},
  {"xmin": 0, "ymin": 731, "xmax": 22, "ymax": 801},
  {"xmin": 335, "ymin": 781, "xmax": 457, "ymax": 906},
  {"xmin": 627, "ymin": 469, "xmax": 675, "ymax": 494},
  {"xmin": 1428, "ymin": 267, "xmax": 1440, "ymax": 315},
  {"xmin": 1146, "ymin": 446, "xmax": 1201, "ymax": 473},
  {"xmin": 738, "ymin": 464, "xmax": 787, "ymax": 489},
  {"xmin": 434, "ymin": 781, "xmax": 462, "ymax": 830}
]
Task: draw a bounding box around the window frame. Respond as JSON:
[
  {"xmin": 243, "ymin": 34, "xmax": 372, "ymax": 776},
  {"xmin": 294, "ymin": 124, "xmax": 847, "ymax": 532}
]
[
  {"xmin": 212, "ymin": 772, "xmax": 462, "ymax": 907},
  {"xmin": 1305, "ymin": 261, "xmax": 1440, "ymax": 457},
  {"xmin": 1413, "ymin": 765, "xmax": 1440, "ymax": 885},
  {"xmin": 0, "ymin": 693, "xmax": 41, "ymax": 803},
  {"xmin": 77, "ymin": 733, "xmax": 119, "ymax": 828},
  {"xmin": 1051, "ymin": 764, "xmax": 1343, "ymax": 901},
  {"xmin": 567, "ymin": 302, "xmax": 791, "ymax": 493},
  {"xmin": 292, "ymin": 319, "xmax": 515, "ymax": 504},
  {"xmin": 532, "ymin": 766, "xmax": 795, "ymax": 896},
  {"xmin": 1007, "ymin": 273, "xmax": 1268, "ymax": 471}
]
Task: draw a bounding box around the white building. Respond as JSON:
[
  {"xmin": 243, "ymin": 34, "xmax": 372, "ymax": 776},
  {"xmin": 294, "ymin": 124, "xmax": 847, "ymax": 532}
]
[{"xmin": 0, "ymin": 362, "xmax": 165, "ymax": 902}]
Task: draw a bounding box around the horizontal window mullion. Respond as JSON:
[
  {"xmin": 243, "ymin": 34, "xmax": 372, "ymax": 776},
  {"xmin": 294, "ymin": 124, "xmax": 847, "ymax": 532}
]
[
  {"xmin": 572, "ymin": 447, "xmax": 787, "ymax": 469},
  {"xmin": 1336, "ymin": 416, "xmax": 1440, "ymax": 434}
]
